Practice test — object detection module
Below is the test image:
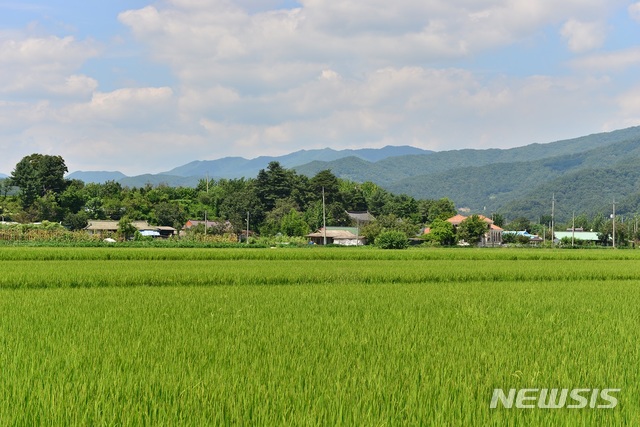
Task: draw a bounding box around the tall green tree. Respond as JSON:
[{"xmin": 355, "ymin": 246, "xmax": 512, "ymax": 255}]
[
  {"xmin": 425, "ymin": 218, "xmax": 456, "ymax": 246},
  {"xmin": 255, "ymin": 162, "xmax": 294, "ymax": 212},
  {"xmin": 457, "ymin": 215, "xmax": 488, "ymax": 244},
  {"xmin": 10, "ymin": 154, "xmax": 68, "ymax": 208}
]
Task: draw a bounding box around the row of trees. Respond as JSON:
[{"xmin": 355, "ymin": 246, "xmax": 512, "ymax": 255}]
[{"xmin": 1, "ymin": 154, "xmax": 459, "ymax": 242}]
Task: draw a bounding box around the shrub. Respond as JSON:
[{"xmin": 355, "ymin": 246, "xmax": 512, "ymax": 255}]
[{"xmin": 375, "ymin": 230, "xmax": 409, "ymax": 249}]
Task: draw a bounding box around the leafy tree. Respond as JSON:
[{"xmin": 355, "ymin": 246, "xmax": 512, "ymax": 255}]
[
  {"xmin": 58, "ymin": 179, "xmax": 87, "ymax": 215},
  {"xmin": 10, "ymin": 154, "xmax": 68, "ymax": 208},
  {"xmin": 261, "ymin": 198, "xmax": 300, "ymax": 236},
  {"xmin": 280, "ymin": 209, "xmax": 310, "ymax": 237},
  {"xmin": 457, "ymin": 215, "xmax": 488, "ymax": 244},
  {"xmin": 339, "ymin": 180, "xmax": 368, "ymax": 212},
  {"xmin": 491, "ymin": 213, "xmax": 505, "ymax": 228},
  {"xmin": 117, "ymin": 217, "xmax": 137, "ymax": 240},
  {"xmin": 419, "ymin": 198, "xmax": 456, "ymax": 223},
  {"xmin": 385, "ymin": 194, "xmax": 418, "ymax": 219},
  {"xmin": 366, "ymin": 187, "xmax": 391, "ymax": 217},
  {"xmin": 375, "ymin": 230, "xmax": 409, "ymax": 249},
  {"xmin": 425, "ymin": 218, "xmax": 456, "ymax": 246},
  {"xmin": 361, "ymin": 214, "xmax": 419, "ymax": 243},
  {"xmin": 507, "ymin": 217, "xmax": 531, "ymax": 232},
  {"xmin": 310, "ymin": 170, "xmax": 341, "ymax": 205},
  {"xmin": 255, "ymin": 161, "xmax": 294, "ymax": 212},
  {"xmin": 32, "ymin": 191, "xmax": 62, "ymax": 222},
  {"xmin": 153, "ymin": 201, "xmax": 186, "ymax": 229},
  {"xmin": 63, "ymin": 211, "xmax": 89, "ymax": 231}
]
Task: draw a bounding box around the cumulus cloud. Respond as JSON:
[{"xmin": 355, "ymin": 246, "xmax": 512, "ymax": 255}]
[
  {"xmin": 67, "ymin": 87, "xmax": 175, "ymax": 124},
  {"xmin": 561, "ymin": 19, "xmax": 606, "ymax": 52},
  {"xmin": 0, "ymin": 35, "xmax": 99, "ymax": 96},
  {"xmin": 569, "ymin": 47, "xmax": 640, "ymax": 71},
  {"xmin": 630, "ymin": 2, "xmax": 640, "ymax": 22}
]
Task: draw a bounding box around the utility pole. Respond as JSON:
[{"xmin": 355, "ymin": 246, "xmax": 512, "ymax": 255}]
[
  {"xmin": 612, "ymin": 199, "xmax": 616, "ymax": 249},
  {"xmin": 322, "ymin": 187, "xmax": 327, "ymax": 245},
  {"xmin": 246, "ymin": 211, "xmax": 250, "ymax": 245},
  {"xmin": 551, "ymin": 193, "xmax": 555, "ymax": 247},
  {"xmin": 572, "ymin": 211, "xmax": 575, "ymax": 248},
  {"xmin": 205, "ymin": 172, "xmax": 209, "ymax": 236}
]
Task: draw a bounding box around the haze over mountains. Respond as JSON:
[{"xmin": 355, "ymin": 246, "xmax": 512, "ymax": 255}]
[{"xmin": 6, "ymin": 126, "xmax": 640, "ymax": 222}]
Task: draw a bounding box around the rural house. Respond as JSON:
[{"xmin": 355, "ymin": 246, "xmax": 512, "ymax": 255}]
[
  {"xmin": 425, "ymin": 214, "xmax": 503, "ymax": 246},
  {"xmin": 306, "ymin": 227, "xmax": 366, "ymax": 246},
  {"xmin": 85, "ymin": 220, "xmax": 176, "ymax": 238}
]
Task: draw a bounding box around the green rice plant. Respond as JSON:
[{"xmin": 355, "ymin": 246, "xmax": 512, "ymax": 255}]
[
  {"xmin": 1, "ymin": 281, "xmax": 639, "ymax": 425},
  {"xmin": 1, "ymin": 247, "xmax": 640, "ymax": 424}
]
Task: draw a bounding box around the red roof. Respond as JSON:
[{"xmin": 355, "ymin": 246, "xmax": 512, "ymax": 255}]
[{"xmin": 446, "ymin": 214, "xmax": 502, "ymax": 229}]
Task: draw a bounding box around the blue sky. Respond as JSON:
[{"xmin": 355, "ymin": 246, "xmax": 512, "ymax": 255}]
[{"xmin": 1, "ymin": 0, "xmax": 640, "ymax": 175}]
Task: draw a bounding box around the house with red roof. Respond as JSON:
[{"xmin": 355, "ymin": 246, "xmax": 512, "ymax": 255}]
[{"xmin": 424, "ymin": 214, "xmax": 503, "ymax": 246}]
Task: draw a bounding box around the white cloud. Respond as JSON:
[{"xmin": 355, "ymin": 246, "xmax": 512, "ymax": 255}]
[
  {"xmin": 68, "ymin": 87, "xmax": 175, "ymax": 123},
  {"xmin": 630, "ymin": 2, "xmax": 640, "ymax": 22},
  {"xmin": 0, "ymin": 35, "xmax": 99, "ymax": 96},
  {"xmin": 570, "ymin": 47, "xmax": 640, "ymax": 71},
  {"xmin": 561, "ymin": 19, "xmax": 606, "ymax": 53}
]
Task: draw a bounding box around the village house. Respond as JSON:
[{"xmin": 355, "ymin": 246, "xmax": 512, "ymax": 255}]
[
  {"xmin": 85, "ymin": 220, "xmax": 176, "ymax": 238},
  {"xmin": 306, "ymin": 227, "xmax": 367, "ymax": 246},
  {"xmin": 425, "ymin": 214, "xmax": 503, "ymax": 246}
]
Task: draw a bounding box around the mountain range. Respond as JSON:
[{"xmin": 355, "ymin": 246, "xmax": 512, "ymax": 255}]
[
  {"xmin": 66, "ymin": 145, "xmax": 431, "ymax": 187},
  {"xmin": 7, "ymin": 126, "xmax": 640, "ymax": 222}
]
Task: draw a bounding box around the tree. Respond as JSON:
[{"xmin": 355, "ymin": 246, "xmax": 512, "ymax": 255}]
[
  {"xmin": 280, "ymin": 209, "xmax": 310, "ymax": 237},
  {"xmin": 419, "ymin": 198, "xmax": 456, "ymax": 223},
  {"xmin": 255, "ymin": 162, "xmax": 294, "ymax": 212},
  {"xmin": 507, "ymin": 217, "xmax": 531, "ymax": 232},
  {"xmin": 375, "ymin": 230, "xmax": 409, "ymax": 249},
  {"xmin": 117, "ymin": 217, "xmax": 137, "ymax": 241},
  {"xmin": 10, "ymin": 154, "xmax": 68, "ymax": 208},
  {"xmin": 491, "ymin": 213, "xmax": 505, "ymax": 228},
  {"xmin": 63, "ymin": 211, "xmax": 89, "ymax": 231},
  {"xmin": 153, "ymin": 201, "xmax": 186, "ymax": 229},
  {"xmin": 310, "ymin": 170, "xmax": 341, "ymax": 205},
  {"xmin": 361, "ymin": 214, "xmax": 419, "ymax": 243},
  {"xmin": 425, "ymin": 218, "xmax": 456, "ymax": 246},
  {"xmin": 457, "ymin": 215, "xmax": 488, "ymax": 244}
]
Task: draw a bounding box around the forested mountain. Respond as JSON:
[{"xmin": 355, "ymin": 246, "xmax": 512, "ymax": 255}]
[
  {"xmin": 67, "ymin": 146, "xmax": 430, "ymax": 185},
  {"xmin": 164, "ymin": 145, "xmax": 430, "ymax": 178},
  {"xmin": 295, "ymin": 126, "xmax": 640, "ymax": 222}
]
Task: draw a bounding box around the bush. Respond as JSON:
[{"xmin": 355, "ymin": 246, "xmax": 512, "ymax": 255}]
[{"xmin": 375, "ymin": 230, "xmax": 409, "ymax": 249}]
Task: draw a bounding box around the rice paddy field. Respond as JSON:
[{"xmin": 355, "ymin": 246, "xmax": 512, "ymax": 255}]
[{"xmin": 1, "ymin": 246, "xmax": 640, "ymax": 425}]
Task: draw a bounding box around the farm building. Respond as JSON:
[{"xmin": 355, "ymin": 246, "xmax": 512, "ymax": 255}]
[
  {"xmin": 182, "ymin": 220, "xmax": 234, "ymax": 235},
  {"xmin": 503, "ymin": 230, "xmax": 544, "ymax": 244},
  {"xmin": 85, "ymin": 220, "xmax": 176, "ymax": 238},
  {"xmin": 554, "ymin": 231, "xmax": 600, "ymax": 243},
  {"xmin": 306, "ymin": 227, "xmax": 366, "ymax": 246}
]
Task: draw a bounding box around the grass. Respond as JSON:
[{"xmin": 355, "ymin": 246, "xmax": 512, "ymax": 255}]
[{"xmin": 1, "ymin": 247, "xmax": 639, "ymax": 425}]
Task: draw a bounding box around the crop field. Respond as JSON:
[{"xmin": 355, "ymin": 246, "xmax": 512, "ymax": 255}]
[{"xmin": 1, "ymin": 247, "xmax": 640, "ymax": 425}]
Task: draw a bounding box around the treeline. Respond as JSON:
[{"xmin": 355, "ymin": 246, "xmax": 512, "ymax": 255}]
[{"xmin": 0, "ymin": 154, "xmax": 457, "ymax": 241}]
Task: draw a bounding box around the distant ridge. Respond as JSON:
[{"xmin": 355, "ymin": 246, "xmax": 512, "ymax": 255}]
[
  {"xmin": 163, "ymin": 145, "xmax": 430, "ymax": 179},
  {"xmin": 67, "ymin": 145, "xmax": 431, "ymax": 185},
  {"xmin": 67, "ymin": 171, "xmax": 127, "ymax": 184},
  {"xmin": 0, "ymin": 173, "xmax": 7, "ymax": 179}
]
